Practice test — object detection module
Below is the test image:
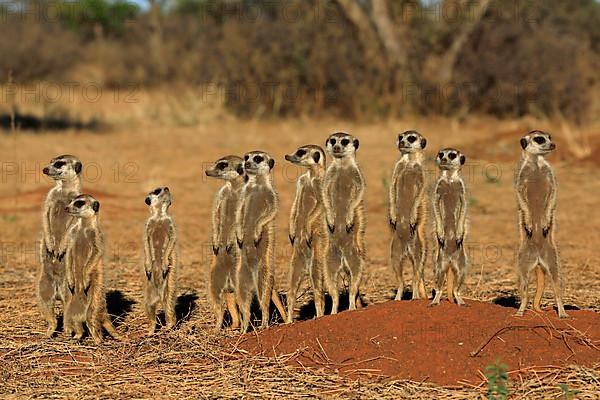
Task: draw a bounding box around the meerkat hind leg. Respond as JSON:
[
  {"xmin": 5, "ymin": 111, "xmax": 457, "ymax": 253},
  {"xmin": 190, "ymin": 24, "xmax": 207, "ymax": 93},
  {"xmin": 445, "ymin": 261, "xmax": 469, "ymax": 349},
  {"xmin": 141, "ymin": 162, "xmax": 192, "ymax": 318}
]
[
  {"xmin": 544, "ymin": 249, "xmax": 569, "ymax": 319},
  {"xmin": 390, "ymin": 237, "xmax": 406, "ymax": 301},
  {"xmin": 271, "ymin": 289, "xmax": 287, "ymax": 323},
  {"xmin": 345, "ymin": 248, "xmax": 363, "ymax": 311},
  {"xmin": 429, "ymin": 253, "xmax": 446, "ymax": 307},
  {"xmin": 446, "ymin": 268, "xmax": 455, "ymax": 304},
  {"xmin": 38, "ymin": 274, "xmax": 58, "ymax": 337},
  {"xmin": 533, "ymin": 265, "xmax": 545, "ymax": 312}
]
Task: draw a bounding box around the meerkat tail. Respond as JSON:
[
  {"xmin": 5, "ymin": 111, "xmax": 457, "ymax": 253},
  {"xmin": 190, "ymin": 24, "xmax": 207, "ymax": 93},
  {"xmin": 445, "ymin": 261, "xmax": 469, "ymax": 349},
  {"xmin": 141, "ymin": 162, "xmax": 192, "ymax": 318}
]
[
  {"xmin": 533, "ymin": 266, "xmax": 545, "ymax": 312},
  {"xmin": 271, "ymin": 289, "xmax": 287, "ymax": 321},
  {"xmin": 447, "ymin": 269, "xmax": 455, "ymax": 304},
  {"xmin": 355, "ymin": 296, "xmax": 363, "ymax": 309},
  {"xmin": 103, "ymin": 319, "xmax": 122, "ymax": 341},
  {"xmin": 225, "ymin": 292, "xmax": 240, "ymax": 329}
]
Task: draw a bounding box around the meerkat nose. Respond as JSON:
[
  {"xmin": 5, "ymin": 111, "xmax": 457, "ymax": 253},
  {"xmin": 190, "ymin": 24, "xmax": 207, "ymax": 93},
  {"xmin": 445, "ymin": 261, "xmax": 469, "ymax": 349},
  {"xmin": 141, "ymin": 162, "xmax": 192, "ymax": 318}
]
[
  {"xmin": 164, "ymin": 187, "xmax": 169, "ymax": 192},
  {"xmin": 43, "ymin": 167, "xmax": 49, "ymax": 175},
  {"xmin": 550, "ymin": 143, "xmax": 556, "ymax": 150}
]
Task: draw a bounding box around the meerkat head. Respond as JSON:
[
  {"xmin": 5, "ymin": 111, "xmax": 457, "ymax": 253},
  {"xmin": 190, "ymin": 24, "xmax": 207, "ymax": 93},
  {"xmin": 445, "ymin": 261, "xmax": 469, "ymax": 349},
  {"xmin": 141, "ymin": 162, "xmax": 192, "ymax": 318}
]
[
  {"xmin": 145, "ymin": 187, "xmax": 172, "ymax": 208},
  {"xmin": 205, "ymin": 155, "xmax": 245, "ymax": 181},
  {"xmin": 43, "ymin": 154, "xmax": 82, "ymax": 182},
  {"xmin": 65, "ymin": 194, "xmax": 100, "ymax": 219},
  {"xmin": 520, "ymin": 130, "xmax": 555, "ymax": 155},
  {"xmin": 397, "ymin": 130, "xmax": 427, "ymax": 154},
  {"xmin": 326, "ymin": 132, "xmax": 359, "ymax": 159},
  {"xmin": 243, "ymin": 151, "xmax": 275, "ymax": 176},
  {"xmin": 285, "ymin": 145, "xmax": 326, "ymax": 168},
  {"xmin": 436, "ymin": 148, "xmax": 466, "ymax": 171}
]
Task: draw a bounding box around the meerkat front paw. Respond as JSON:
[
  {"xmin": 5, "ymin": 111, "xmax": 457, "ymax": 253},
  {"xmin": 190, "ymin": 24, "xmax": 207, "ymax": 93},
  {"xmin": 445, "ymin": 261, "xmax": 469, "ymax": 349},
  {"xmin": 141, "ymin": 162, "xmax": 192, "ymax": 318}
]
[
  {"xmin": 389, "ymin": 217, "xmax": 397, "ymax": 230},
  {"xmin": 225, "ymin": 243, "xmax": 233, "ymax": 254},
  {"xmin": 212, "ymin": 245, "xmax": 219, "ymax": 255},
  {"xmin": 288, "ymin": 234, "xmax": 296, "ymax": 246},
  {"xmin": 409, "ymin": 222, "xmax": 417, "ymax": 236}
]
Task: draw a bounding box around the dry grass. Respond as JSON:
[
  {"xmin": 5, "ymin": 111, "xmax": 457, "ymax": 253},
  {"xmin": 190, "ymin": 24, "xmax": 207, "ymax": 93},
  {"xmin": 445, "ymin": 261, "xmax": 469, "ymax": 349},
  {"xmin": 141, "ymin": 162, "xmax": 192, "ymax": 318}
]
[{"xmin": 1, "ymin": 103, "xmax": 599, "ymax": 398}]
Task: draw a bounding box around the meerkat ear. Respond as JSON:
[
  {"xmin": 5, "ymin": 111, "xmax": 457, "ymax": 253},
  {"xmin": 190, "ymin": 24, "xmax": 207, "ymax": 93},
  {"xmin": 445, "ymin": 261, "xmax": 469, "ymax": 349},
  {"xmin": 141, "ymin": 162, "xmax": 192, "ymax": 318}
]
[
  {"xmin": 92, "ymin": 201, "xmax": 100, "ymax": 213},
  {"xmin": 353, "ymin": 139, "xmax": 360, "ymax": 150},
  {"xmin": 312, "ymin": 151, "xmax": 320, "ymax": 163},
  {"xmin": 460, "ymin": 155, "xmax": 466, "ymax": 165},
  {"xmin": 236, "ymin": 164, "xmax": 244, "ymax": 175},
  {"xmin": 520, "ymin": 137, "xmax": 528, "ymax": 149},
  {"xmin": 421, "ymin": 138, "xmax": 427, "ymax": 149},
  {"xmin": 74, "ymin": 161, "xmax": 82, "ymax": 174},
  {"xmin": 268, "ymin": 158, "xmax": 275, "ymax": 170}
]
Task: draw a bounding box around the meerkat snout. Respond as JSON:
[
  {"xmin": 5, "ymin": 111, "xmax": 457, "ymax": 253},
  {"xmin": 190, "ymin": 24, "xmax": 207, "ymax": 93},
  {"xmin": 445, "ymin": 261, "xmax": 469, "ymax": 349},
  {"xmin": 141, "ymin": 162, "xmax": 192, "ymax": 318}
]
[
  {"xmin": 436, "ymin": 148, "xmax": 466, "ymax": 169},
  {"xmin": 326, "ymin": 132, "xmax": 359, "ymax": 158},
  {"xmin": 397, "ymin": 130, "xmax": 427, "ymax": 152},
  {"xmin": 520, "ymin": 130, "xmax": 556, "ymax": 154},
  {"xmin": 65, "ymin": 195, "xmax": 100, "ymax": 218},
  {"xmin": 243, "ymin": 151, "xmax": 275, "ymax": 175}
]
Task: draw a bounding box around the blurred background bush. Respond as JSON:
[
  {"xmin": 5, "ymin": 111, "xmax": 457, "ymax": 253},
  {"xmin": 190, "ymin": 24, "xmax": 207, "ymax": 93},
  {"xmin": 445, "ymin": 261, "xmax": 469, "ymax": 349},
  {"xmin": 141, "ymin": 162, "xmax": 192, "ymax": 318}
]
[{"xmin": 0, "ymin": 0, "xmax": 598, "ymax": 123}]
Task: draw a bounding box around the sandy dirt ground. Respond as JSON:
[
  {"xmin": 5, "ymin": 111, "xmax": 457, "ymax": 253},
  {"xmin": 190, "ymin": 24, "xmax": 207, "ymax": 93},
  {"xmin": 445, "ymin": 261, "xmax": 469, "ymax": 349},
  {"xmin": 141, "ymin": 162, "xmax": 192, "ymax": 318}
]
[{"xmin": 0, "ymin": 114, "xmax": 599, "ymax": 398}]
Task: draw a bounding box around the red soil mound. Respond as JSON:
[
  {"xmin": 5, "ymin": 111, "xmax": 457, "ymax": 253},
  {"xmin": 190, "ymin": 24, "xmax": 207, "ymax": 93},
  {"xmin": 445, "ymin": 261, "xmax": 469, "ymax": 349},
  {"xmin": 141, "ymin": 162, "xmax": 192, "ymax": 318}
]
[{"xmin": 237, "ymin": 300, "xmax": 600, "ymax": 386}]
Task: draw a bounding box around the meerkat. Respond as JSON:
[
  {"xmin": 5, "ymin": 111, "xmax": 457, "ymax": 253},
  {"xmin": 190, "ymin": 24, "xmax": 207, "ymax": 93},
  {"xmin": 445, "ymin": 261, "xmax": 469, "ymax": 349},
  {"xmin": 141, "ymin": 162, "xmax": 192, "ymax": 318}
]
[
  {"xmin": 514, "ymin": 131, "xmax": 568, "ymax": 318},
  {"xmin": 61, "ymin": 194, "xmax": 121, "ymax": 343},
  {"xmin": 429, "ymin": 148, "xmax": 469, "ymax": 307},
  {"xmin": 143, "ymin": 187, "xmax": 178, "ymax": 334},
  {"xmin": 322, "ymin": 132, "xmax": 366, "ymax": 315},
  {"xmin": 389, "ymin": 131, "xmax": 428, "ymax": 300},
  {"xmin": 235, "ymin": 150, "xmax": 287, "ymax": 331},
  {"xmin": 38, "ymin": 154, "xmax": 83, "ymax": 337},
  {"xmin": 205, "ymin": 156, "xmax": 245, "ymax": 330},
  {"xmin": 284, "ymin": 145, "xmax": 326, "ymax": 323}
]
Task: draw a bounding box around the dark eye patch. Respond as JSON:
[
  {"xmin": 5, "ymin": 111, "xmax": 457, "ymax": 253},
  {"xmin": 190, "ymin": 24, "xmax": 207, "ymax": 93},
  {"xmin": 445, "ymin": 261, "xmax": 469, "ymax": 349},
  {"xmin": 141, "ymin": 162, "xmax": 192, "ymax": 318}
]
[
  {"xmin": 253, "ymin": 155, "xmax": 264, "ymax": 163},
  {"xmin": 296, "ymin": 149, "xmax": 306, "ymax": 157},
  {"xmin": 74, "ymin": 200, "xmax": 85, "ymax": 208},
  {"xmin": 53, "ymin": 161, "xmax": 65, "ymax": 168},
  {"xmin": 407, "ymin": 135, "xmax": 417, "ymax": 143},
  {"xmin": 438, "ymin": 152, "xmax": 444, "ymax": 159},
  {"xmin": 217, "ymin": 161, "xmax": 228, "ymax": 170},
  {"xmin": 533, "ymin": 136, "xmax": 546, "ymax": 145},
  {"xmin": 398, "ymin": 135, "xmax": 404, "ymax": 141},
  {"xmin": 329, "ymin": 138, "xmax": 336, "ymax": 145},
  {"xmin": 244, "ymin": 155, "xmax": 249, "ymax": 161},
  {"xmin": 341, "ymin": 138, "xmax": 350, "ymax": 146},
  {"xmin": 448, "ymin": 152, "xmax": 457, "ymax": 160},
  {"xmin": 152, "ymin": 188, "xmax": 161, "ymax": 195}
]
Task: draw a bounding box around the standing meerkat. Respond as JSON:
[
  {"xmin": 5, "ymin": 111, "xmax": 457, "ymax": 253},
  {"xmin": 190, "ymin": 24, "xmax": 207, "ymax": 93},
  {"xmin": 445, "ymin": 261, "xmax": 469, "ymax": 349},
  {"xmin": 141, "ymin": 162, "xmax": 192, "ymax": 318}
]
[
  {"xmin": 61, "ymin": 194, "xmax": 121, "ymax": 343},
  {"xmin": 389, "ymin": 130, "xmax": 428, "ymax": 300},
  {"xmin": 143, "ymin": 187, "xmax": 178, "ymax": 334},
  {"xmin": 322, "ymin": 132, "xmax": 366, "ymax": 315},
  {"xmin": 236, "ymin": 151, "xmax": 287, "ymax": 331},
  {"xmin": 284, "ymin": 145, "xmax": 326, "ymax": 323},
  {"xmin": 205, "ymin": 156, "xmax": 245, "ymax": 330},
  {"xmin": 429, "ymin": 148, "xmax": 469, "ymax": 307},
  {"xmin": 514, "ymin": 131, "xmax": 568, "ymax": 318},
  {"xmin": 38, "ymin": 154, "xmax": 83, "ymax": 337}
]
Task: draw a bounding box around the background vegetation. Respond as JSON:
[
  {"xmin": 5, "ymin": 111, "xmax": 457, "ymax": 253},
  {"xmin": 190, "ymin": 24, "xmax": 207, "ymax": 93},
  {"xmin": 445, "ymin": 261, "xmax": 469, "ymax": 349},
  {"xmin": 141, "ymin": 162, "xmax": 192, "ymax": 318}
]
[{"xmin": 1, "ymin": 0, "xmax": 599, "ymax": 122}]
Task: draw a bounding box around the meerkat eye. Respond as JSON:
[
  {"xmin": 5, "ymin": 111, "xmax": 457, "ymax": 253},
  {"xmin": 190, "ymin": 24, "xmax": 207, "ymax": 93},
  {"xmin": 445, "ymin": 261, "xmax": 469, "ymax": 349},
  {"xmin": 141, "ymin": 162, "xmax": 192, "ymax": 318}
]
[
  {"xmin": 448, "ymin": 152, "xmax": 457, "ymax": 160},
  {"xmin": 407, "ymin": 135, "xmax": 417, "ymax": 143},
  {"xmin": 398, "ymin": 135, "xmax": 404, "ymax": 141},
  {"xmin": 438, "ymin": 152, "xmax": 444, "ymax": 159},
  {"xmin": 533, "ymin": 136, "xmax": 546, "ymax": 145},
  {"xmin": 341, "ymin": 138, "xmax": 350, "ymax": 146},
  {"xmin": 53, "ymin": 161, "xmax": 65, "ymax": 168},
  {"xmin": 217, "ymin": 162, "xmax": 228, "ymax": 170},
  {"xmin": 253, "ymin": 155, "xmax": 264, "ymax": 164},
  {"xmin": 74, "ymin": 200, "xmax": 85, "ymax": 208},
  {"xmin": 244, "ymin": 155, "xmax": 249, "ymax": 161},
  {"xmin": 152, "ymin": 188, "xmax": 161, "ymax": 195},
  {"xmin": 296, "ymin": 149, "xmax": 306, "ymax": 157},
  {"xmin": 329, "ymin": 138, "xmax": 336, "ymax": 146}
]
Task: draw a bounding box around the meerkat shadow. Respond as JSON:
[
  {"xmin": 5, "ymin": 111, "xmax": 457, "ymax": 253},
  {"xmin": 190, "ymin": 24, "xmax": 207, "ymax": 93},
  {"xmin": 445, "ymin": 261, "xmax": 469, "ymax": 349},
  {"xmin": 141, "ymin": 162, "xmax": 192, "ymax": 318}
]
[
  {"xmin": 388, "ymin": 288, "xmax": 416, "ymax": 301},
  {"xmin": 492, "ymin": 294, "xmax": 520, "ymax": 308},
  {"xmin": 296, "ymin": 290, "xmax": 368, "ymax": 321},
  {"xmin": 247, "ymin": 291, "xmax": 287, "ymax": 326},
  {"xmin": 106, "ymin": 290, "xmax": 136, "ymax": 327},
  {"xmin": 175, "ymin": 289, "xmax": 199, "ymax": 324}
]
